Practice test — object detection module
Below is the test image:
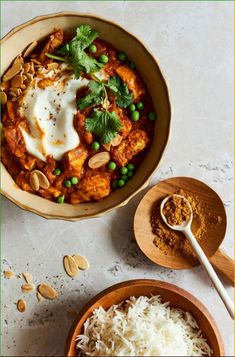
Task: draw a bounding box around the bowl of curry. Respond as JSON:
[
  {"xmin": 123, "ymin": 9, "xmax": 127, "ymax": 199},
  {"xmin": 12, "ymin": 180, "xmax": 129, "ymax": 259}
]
[{"xmin": 1, "ymin": 12, "xmax": 171, "ymax": 220}]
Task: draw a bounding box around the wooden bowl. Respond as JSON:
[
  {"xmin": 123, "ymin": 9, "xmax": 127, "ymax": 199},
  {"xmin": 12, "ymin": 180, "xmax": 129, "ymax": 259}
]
[
  {"xmin": 0, "ymin": 12, "xmax": 171, "ymax": 221},
  {"xmin": 65, "ymin": 279, "xmax": 224, "ymax": 356}
]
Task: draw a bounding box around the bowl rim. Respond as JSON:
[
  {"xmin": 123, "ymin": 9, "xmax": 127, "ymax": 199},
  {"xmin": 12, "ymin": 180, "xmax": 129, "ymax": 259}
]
[
  {"xmin": 1, "ymin": 11, "xmax": 172, "ymax": 221},
  {"xmin": 65, "ymin": 278, "xmax": 224, "ymax": 356}
]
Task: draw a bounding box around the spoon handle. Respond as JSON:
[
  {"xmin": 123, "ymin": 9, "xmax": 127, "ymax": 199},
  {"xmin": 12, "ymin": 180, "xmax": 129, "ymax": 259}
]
[
  {"xmin": 184, "ymin": 227, "xmax": 234, "ymax": 319},
  {"xmin": 210, "ymin": 249, "xmax": 234, "ymax": 287}
]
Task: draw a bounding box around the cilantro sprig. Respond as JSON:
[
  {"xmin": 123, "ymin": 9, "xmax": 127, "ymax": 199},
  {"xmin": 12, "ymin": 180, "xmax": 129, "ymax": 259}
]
[
  {"xmin": 78, "ymin": 75, "xmax": 133, "ymax": 144},
  {"xmin": 78, "ymin": 76, "xmax": 133, "ymax": 110},
  {"xmin": 85, "ymin": 109, "xmax": 122, "ymax": 144},
  {"xmin": 106, "ymin": 76, "xmax": 133, "ymax": 108},
  {"xmin": 83, "ymin": 77, "xmax": 122, "ymax": 144},
  {"xmin": 45, "ymin": 25, "xmax": 103, "ymax": 78},
  {"xmin": 77, "ymin": 80, "xmax": 104, "ymax": 110}
]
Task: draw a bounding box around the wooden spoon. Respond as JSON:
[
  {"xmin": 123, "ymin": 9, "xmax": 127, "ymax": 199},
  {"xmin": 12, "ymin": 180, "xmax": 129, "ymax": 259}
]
[{"xmin": 134, "ymin": 177, "xmax": 234, "ymax": 286}]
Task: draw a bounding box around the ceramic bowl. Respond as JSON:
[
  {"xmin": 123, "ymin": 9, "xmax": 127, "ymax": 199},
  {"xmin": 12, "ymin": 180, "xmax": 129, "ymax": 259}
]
[
  {"xmin": 1, "ymin": 12, "xmax": 171, "ymax": 221},
  {"xmin": 65, "ymin": 279, "xmax": 224, "ymax": 356}
]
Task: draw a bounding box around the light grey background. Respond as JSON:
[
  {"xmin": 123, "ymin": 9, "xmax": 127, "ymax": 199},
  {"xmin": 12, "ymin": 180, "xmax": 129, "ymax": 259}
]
[{"xmin": 2, "ymin": 1, "xmax": 234, "ymax": 356}]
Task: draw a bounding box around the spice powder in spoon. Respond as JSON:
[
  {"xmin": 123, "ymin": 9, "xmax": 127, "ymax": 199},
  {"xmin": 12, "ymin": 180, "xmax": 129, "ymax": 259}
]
[
  {"xmin": 162, "ymin": 195, "xmax": 192, "ymax": 226},
  {"xmin": 151, "ymin": 189, "xmax": 221, "ymax": 258}
]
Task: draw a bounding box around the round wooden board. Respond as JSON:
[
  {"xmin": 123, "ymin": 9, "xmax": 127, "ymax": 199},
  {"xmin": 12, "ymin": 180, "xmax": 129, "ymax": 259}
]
[{"xmin": 134, "ymin": 177, "xmax": 227, "ymax": 269}]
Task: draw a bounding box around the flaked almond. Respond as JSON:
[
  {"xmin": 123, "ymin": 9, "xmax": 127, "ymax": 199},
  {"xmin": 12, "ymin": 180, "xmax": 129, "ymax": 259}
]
[
  {"xmin": 38, "ymin": 283, "xmax": 58, "ymax": 300},
  {"xmin": 13, "ymin": 54, "xmax": 24, "ymax": 66},
  {"xmin": 73, "ymin": 255, "xmax": 90, "ymax": 271},
  {"xmin": 63, "ymin": 255, "xmax": 80, "ymax": 277},
  {"xmin": 4, "ymin": 270, "xmax": 14, "ymax": 279},
  {"xmin": 25, "ymin": 73, "xmax": 33, "ymax": 81},
  {"xmin": 23, "ymin": 41, "xmax": 38, "ymax": 58},
  {"xmin": 22, "ymin": 272, "xmax": 33, "ymax": 284},
  {"xmin": 88, "ymin": 152, "xmax": 110, "ymax": 169},
  {"xmin": 3, "ymin": 63, "xmax": 23, "ymax": 82},
  {"xmin": 17, "ymin": 299, "xmax": 26, "ymax": 312},
  {"xmin": 9, "ymin": 91, "xmax": 17, "ymax": 98},
  {"xmin": 11, "ymin": 74, "xmax": 23, "ymax": 88},
  {"xmin": 36, "ymin": 292, "xmax": 42, "ymax": 302},
  {"xmin": 31, "ymin": 170, "xmax": 49, "ymax": 189},
  {"xmin": 103, "ymin": 143, "xmax": 111, "ymax": 151},
  {"xmin": 47, "ymin": 62, "xmax": 59, "ymax": 70},
  {"xmin": 38, "ymin": 67, "xmax": 47, "ymax": 75},
  {"xmin": 20, "ymin": 84, "xmax": 26, "ymax": 90},
  {"xmin": 11, "ymin": 97, "xmax": 18, "ymax": 102},
  {"xmin": 0, "ymin": 92, "xmax": 7, "ymax": 105},
  {"xmin": 21, "ymin": 283, "xmax": 35, "ymax": 293},
  {"xmin": 103, "ymin": 134, "xmax": 122, "ymax": 150},
  {"xmin": 23, "ymin": 62, "xmax": 31, "ymax": 73},
  {"xmin": 29, "ymin": 171, "xmax": 40, "ymax": 191},
  {"xmin": 110, "ymin": 134, "xmax": 122, "ymax": 147},
  {"xmin": 28, "ymin": 62, "xmax": 35, "ymax": 74},
  {"xmin": 10, "ymin": 87, "xmax": 22, "ymax": 97},
  {"xmin": 31, "ymin": 59, "xmax": 41, "ymax": 65},
  {"xmin": 47, "ymin": 70, "xmax": 55, "ymax": 78}
]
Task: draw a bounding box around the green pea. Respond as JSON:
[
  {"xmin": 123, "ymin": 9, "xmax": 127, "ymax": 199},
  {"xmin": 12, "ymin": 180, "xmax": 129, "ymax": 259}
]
[
  {"xmin": 53, "ymin": 168, "xmax": 61, "ymax": 176},
  {"xmin": 108, "ymin": 162, "xmax": 116, "ymax": 170},
  {"xmin": 148, "ymin": 111, "xmax": 157, "ymax": 120},
  {"xmin": 137, "ymin": 102, "xmax": 144, "ymax": 110},
  {"xmin": 57, "ymin": 195, "xmax": 64, "ymax": 204},
  {"xmin": 112, "ymin": 180, "xmax": 118, "ymax": 188},
  {"xmin": 89, "ymin": 44, "xmax": 97, "ymax": 53},
  {"xmin": 127, "ymin": 171, "xmax": 134, "ymax": 178},
  {"xmin": 127, "ymin": 163, "xmax": 135, "ymax": 171},
  {"xmin": 128, "ymin": 103, "xmax": 136, "ymax": 112},
  {"xmin": 121, "ymin": 175, "xmax": 128, "ymax": 181},
  {"xmin": 129, "ymin": 61, "xmax": 136, "ymax": 69},
  {"xmin": 120, "ymin": 167, "xmax": 128, "ymax": 175},
  {"xmin": 99, "ymin": 54, "xmax": 109, "ymax": 63},
  {"xmin": 117, "ymin": 179, "xmax": 125, "ymax": 187},
  {"xmin": 91, "ymin": 141, "xmax": 100, "ymax": 151},
  {"xmin": 118, "ymin": 51, "xmax": 127, "ymax": 61},
  {"xmin": 131, "ymin": 110, "xmax": 140, "ymax": 121},
  {"xmin": 71, "ymin": 177, "xmax": 79, "ymax": 185},
  {"xmin": 64, "ymin": 180, "xmax": 72, "ymax": 188}
]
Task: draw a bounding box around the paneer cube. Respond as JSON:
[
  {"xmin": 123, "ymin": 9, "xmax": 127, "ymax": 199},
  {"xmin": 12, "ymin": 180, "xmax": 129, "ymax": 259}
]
[
  {"xmin": 4, "ymin": 126, "xmax": 26, "ymax": 157},
  {"xmin": 63, "ymin": 145, "xmax": 88, "ymax": 177},
  {"xmin": 111, "ymin": 129, "xmax": 149, "ymax": 167},
  {"xmin": 116, "ymin": 65, "xmax": 145, "ymax": 102},
  {"xmin": 110, "ymin": 105, "xmax": 132, "ymax": 139},
  {"xmin": 70, "ymin": 170, "xmax": 111, "ymax": 203},
  {"xmin": 39, "ymin": 29, "xmax": 64, "ymax": 62}
]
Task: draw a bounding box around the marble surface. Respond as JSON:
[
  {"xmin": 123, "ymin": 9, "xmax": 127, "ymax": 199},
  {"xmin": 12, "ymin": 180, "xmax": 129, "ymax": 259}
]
[{"xmin": 2, "ymin": 1, "xmax": 234, "ymax": 356}]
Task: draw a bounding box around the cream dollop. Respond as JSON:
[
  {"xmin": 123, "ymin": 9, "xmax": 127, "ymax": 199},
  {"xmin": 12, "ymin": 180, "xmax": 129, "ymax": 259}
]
[{"xmin": 19, "ymin": 75, "xmax": 89, "ymax": 161}]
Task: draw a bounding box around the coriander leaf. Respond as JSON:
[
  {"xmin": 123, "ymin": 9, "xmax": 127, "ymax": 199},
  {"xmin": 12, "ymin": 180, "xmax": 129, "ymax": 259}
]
[
  {"xmin": 85, "ymin": 109, "xmax": 122, "ymax": 144},
  {"xmin": 107, "ymin": 76, "xmax": 133, "ymax": 108},
  {"xmin": 69, "ymin": 36, "xmax": 103, "ymax": 78},
  {"xmin": 74, "ymin": 25, "xmax": 99, "ymax": 50},
  {"xmin": 48, "ymin": 25, "xmax": 103, "ymax": 78},
  {"xmin": 57, "ymin": 43, "xmax": 70, "ymax": 56},
  {"xmin": 78, "ymin": 80, "xmax": 104, "ymax": 110},
  {"xmin": 77, "ymin": 51, "xmax": 103, "ymax": 74}
]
